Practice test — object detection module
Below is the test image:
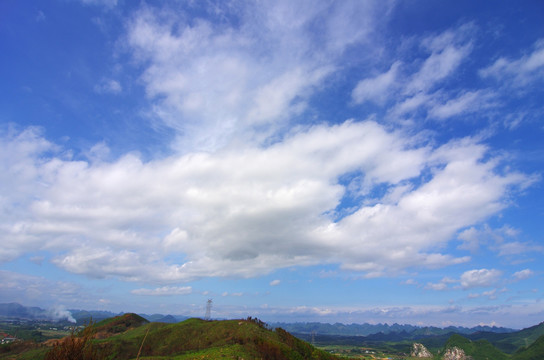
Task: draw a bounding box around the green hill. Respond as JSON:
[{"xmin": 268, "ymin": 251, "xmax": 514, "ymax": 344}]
[
  {"xmin": 469, "ymin": 321, "xmax": 544, "ymax": 353},
  {"xmin": 512, "ymin": 334, "xmax": 544, "ymax": 360},
  {"xmin": 98, "ymin": 317, "xmax": 339, "ymax": 359},
  {"xmin": 93, "ymin": 313, "xmax": 150, "ymax": 337},
  {"xmin": 442, "ymin": 333, "xmax": 509, "ymax": 360},
  {"xmin": 1, "ymin": 315, "xmax": 340, "ymax": 359}
]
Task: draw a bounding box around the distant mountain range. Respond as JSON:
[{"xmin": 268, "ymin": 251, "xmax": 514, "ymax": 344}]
[
  {"xmin": 0, "ymin": 302, "xmax": 519, "ymax": 336},
  {"xmin": 0, "ymin": 302, "xmax": 76, "ymax": 322},
  {"xmin": 269, "ymin": 321, "xmax": 516, "ymax": 337},
  {"xmin": 292, "ymin": 321, "xmax": 544, "ymax": 356}
]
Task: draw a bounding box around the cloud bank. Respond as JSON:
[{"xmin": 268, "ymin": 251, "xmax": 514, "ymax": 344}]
[{"xmin": 0, "ymin": 120, "xmax": 529, "ymax": 283}]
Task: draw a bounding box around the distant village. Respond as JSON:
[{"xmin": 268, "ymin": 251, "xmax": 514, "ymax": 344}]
[
  {"xmin": 0, "ymin": 331, "xmax": 17, "ymax": 344},
  {"xmin": 0, "ymin": 317, "xmax": 82, "ymax": 345}
]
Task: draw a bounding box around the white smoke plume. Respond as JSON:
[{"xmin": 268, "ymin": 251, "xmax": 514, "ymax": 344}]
[{"xmin": 47, "ymin": 306, "xmax": 76, "ymax": 323}]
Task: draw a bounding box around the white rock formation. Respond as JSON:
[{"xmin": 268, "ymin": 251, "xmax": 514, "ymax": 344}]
[
  {"xmin": 443, "ymin": 346, "xmax": 471, "ymax": 360},
  {"xmin": 410, "ymin": 343, "xmax": 433, "ymax": 358}
]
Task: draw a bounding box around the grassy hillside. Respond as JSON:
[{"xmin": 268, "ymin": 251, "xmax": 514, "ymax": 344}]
[
  {"xmin": 442, "ymin": 334, "xmax": 509, "ymax": 360},
  {"xmin": 512, "ymin": 334, "xmax": 544, "ymax": 360},
  {"xmin": 469, "ymin": 322, "xmax": 544, "ymax": 354},
  {"xmin": 93, "ymin": 313, "xmax": 149, "ymax": 338},
  {"xmin": 98, "ymin": 317, "xmax": 339, "ymax": 359},
  {"xmin": 1, "ymin": 316, "xmax": 340, "ymax": 359}
]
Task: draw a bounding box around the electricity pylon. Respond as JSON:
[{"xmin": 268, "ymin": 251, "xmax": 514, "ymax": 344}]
[{"xmin": 205, "ymin": 299, "xmax": 212, "ymax": 320}]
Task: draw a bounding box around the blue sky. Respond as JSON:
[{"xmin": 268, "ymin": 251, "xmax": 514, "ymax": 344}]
[{"xmin": 1, "ymin": 0, "xmax": 543, "ymax": 329}]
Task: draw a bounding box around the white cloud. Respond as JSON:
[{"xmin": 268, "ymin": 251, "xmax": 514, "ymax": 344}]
[
  {"xmin": 0, "ymin": 270, "xmax": 83, "ymax": 308},
  {"xmin": 460, "ymin": 269, "xmax": 502, "ymax": 289},
  {"xmin": 425, "ymin": 277, "xmax": 457, "ymax": 291},
  {"xmin": 131, "ymin": 286, "xmax": 192, "ymax": 296},
  {"xmin": 0, "ymin": 121, "xmax": 530, "ymax": 283},
  {"xmin": 468, "ymin": 288, "xmax": 505, "ymax": 300},
  {"xmin": 457, "ymin": 225, "xmax": 542, "ymax": 259},
  {"xmin": 512, "ymin": 269, "xmax": 533, "ymax": 281},
  {"xmin": 371, "ymin": 23, "xmax": 499, "ymax": 124},
  {"xmin": 426, "ymin": 282, "xmax": 448, "ymax": 291},
  {"xmin": 0, "ymin": 126, "xmax": 59, "ymax": 262},
  {"xmin": 352, "ymin": 62, "xmax": 401, "ymax": 105},
  {"xmin": 270, "ymin": 280, "xmax": 281, "ymax": 286},
  {"xmin": 427, "ymin": 90, "xmax": 495, "ymax": 120},
  {"xmin": 457, "ymin": 227, "xmax": 481, "ymax": 253},
  {"xmin": 401, "ymin": 24, "xmax": 475, "ymax": 97},
  {"xmin": 405, "ymin": 43, "xmax": 472, "ymax": 95},
  {"xmin": 389, "ymin": 92, "xmax": 431, "ymax": 118},
  {"xmin": 125, "ymin": 1, "xmax": 387, "ymax": 151},
  {"xmin": 94, "ymin": 79, "xmax": 122, "ymax": 94},
  {"xmin": 480, "ymin": 39, "xmax": 544, "ymax": 86},
  {"xmin": 498, "ymin": 241, "xmax": 544, "ymax": 257}
]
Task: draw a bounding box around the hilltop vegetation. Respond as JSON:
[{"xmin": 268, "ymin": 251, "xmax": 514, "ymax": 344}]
[
  {"xmin": 97, "ymin": 316, "xmax": 338, "ymax": 359},
  {"xmin": 1, "ymin": 315, "xmax": 339, "ymax": 360}
]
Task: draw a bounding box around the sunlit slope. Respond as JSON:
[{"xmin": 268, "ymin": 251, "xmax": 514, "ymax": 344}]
[{"xmin": 96, "ymin": 316, "xmax": 339, "ymax": 359}]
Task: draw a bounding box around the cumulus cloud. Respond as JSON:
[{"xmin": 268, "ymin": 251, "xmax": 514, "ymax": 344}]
[
  {"xmin": 460, "ymin": 269, "xmax": 502, "ymax": 289},
  {"xmin": 425, "ymin": 277, "xmax": 457, "ymax": 291},
  {"xmin": 0, "ymin": 6, "xmax": 537, "ymax": 286},
  {"xmin": 0, "ymin": 121, "xmax": 530, "ymax": 283},
  {"xmin": 512, "ymin": 269, "xmax": 533, "ymax": 281}
]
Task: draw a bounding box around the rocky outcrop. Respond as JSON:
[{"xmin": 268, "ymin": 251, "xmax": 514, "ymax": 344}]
[
  {"xmin": 443, "ymin": 346, "xmax": 471, "ymax": 360},
  {"xmin": 410, "ymin": 343, "xmax": 433, "ymax": 357}
]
